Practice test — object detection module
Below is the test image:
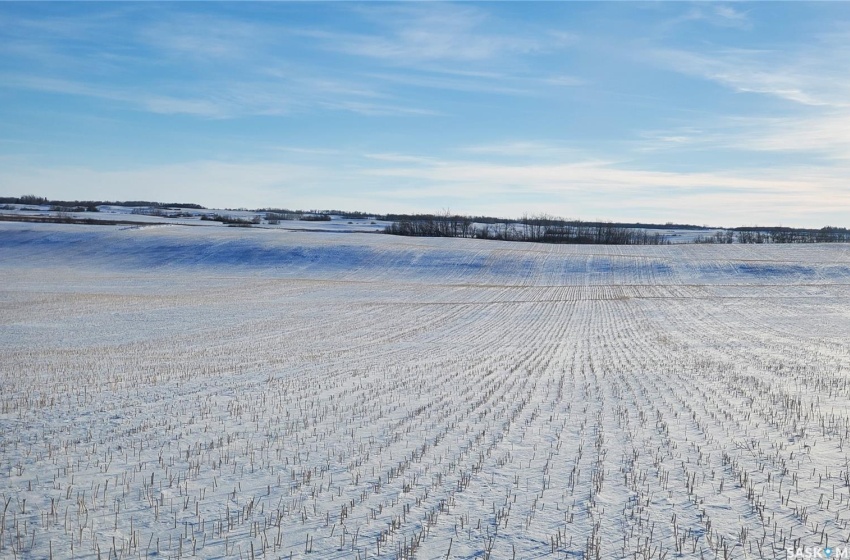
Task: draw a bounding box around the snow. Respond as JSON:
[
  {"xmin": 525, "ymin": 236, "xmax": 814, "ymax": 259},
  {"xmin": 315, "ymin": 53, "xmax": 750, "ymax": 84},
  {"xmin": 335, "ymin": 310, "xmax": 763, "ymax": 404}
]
[
  {"xmin": 1, "ymin": 204, "xmax": 728, "ymax": 241},
  {"xmin": 0, "ymin": 204, "xmax": 390, "ymax": 233},
  {"xmin": 2, "ymin": 221, "xmax": 850, "ymax": 559}
]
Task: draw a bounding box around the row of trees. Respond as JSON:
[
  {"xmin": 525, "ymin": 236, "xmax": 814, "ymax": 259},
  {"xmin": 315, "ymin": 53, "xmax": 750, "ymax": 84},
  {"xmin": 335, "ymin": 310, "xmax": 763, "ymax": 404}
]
[
  {"xmin": 200, "ymin": 212, "xmax": 332, "ymax": 225},
  {"xmin": 201, "ymin": 214, "xmax": 261, "ymax": 225},
  {"xmin": 1, "ymin": 194, "xmax": 205, "ymax": 209},
  {"xmin": 696, "ymin": 227, "xmax": 850, "ymax": 244},
  {"xmin": 265, "ymin": 212, "xmax": 331, "ymax": 224},
  {"xmin": 384, "ymin": 214, "xmax": 477, "ymax": 238},
  {"xmin": 385, "ymin": 213, "xmax": 850, "ymax": 245},
  {"xmin": 384, "ymin": 213, "xmax": 669, "ymax": 245}
]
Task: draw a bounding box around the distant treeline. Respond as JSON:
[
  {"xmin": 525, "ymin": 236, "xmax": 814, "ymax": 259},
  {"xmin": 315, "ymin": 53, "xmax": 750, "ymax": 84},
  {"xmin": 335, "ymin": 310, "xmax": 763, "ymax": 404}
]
[
  {"xmin": 380, "ymin": 213, "xmax": 708, "ymax": 231},
  {"xmin": 383, "ymin": 213, "xmax": 669, "ymax": 245},
  {"xmin": 0, "ymin": 195, "xmax": 205, "ymax": 210},
  {"xmin": 263, "ymin": 212, "xmax": 332, "ymax": 224},
  {"xmin": 4, "ymin": 195, "xmax": 849, "ymax": 244},
  {"xmin": 696, "ymin": 227, "xmax": 850, "ymax": 244}
]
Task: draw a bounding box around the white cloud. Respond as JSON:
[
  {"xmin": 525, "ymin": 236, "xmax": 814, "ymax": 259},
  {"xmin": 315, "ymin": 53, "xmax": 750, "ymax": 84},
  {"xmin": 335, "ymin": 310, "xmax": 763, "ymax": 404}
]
[
  {"xmin": 653, "ymin": 49, "xmax": 828, "ymax": 107},
  {"xmin": 713, "ymin": 5, "xmax": 749, "ymax": 25},
  {"xmin": 650, "ymin": 39, "xmax": 850, "ymax": 108},
  {"xmin": 0, "ymin": 69, "xmax": 438, "ymax": 119},
  {"xmin": 296, "ymin": 1, "xmax": 580, "ymax": 86},
  {"xmin": 139, "ymin": 14, "xmax": 267, "ymax": 61},
  {"xmin": 363, "ymin": 153, "xmax": 442, "ymax": 165},
  {"xmin": 363, "ymin": 159, "xmax": 819, "ymax": 195},
  {"xmin": 0, "ymin": 3, "xmax": 583, "ymax": 119},
  {"xmin": 0, "ymin": 8, "xmax": 445, "ymax": 119},
  {"xmin": 542, "ymin": 75, "xmax": 586, "ymax": 87},
  {"xmin": 637, "ymin": 112, "xmax": 850, "ymax": 161},
  {"xmin": 0, "ymin": 74, "xmax": 265, "ymax": 118},
  {"xmin": 365, "ymin": 71, "xmax": 535, "ymax": 96},
  {"xmin": 459, "ymin": 141, "xmax": 600, "ymax": 164},
  {"xmin": 309, "ymin": 3, "xmax": 543, "ymax": 64},
  {"xmin": 662, "ymin": 4, "xmax": 751, "ymax": 30},
  {"xmin": 724, "ymin": 114, "xmax": 850, "ymax": 159}
]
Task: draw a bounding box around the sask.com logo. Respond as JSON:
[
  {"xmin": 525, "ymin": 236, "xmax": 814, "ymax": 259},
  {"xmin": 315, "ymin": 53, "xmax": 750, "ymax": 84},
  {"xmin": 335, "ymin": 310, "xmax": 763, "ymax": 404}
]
[{"xmin": 787, "ymin": 547, "xmax": 850, "ymax": 559}]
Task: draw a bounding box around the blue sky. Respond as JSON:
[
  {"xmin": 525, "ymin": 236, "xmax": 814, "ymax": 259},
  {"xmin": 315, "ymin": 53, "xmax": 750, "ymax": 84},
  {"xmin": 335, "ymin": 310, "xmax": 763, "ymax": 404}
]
[{"xmin": 1, "ymin": 2, "xmax": 849, "ymax": 226}]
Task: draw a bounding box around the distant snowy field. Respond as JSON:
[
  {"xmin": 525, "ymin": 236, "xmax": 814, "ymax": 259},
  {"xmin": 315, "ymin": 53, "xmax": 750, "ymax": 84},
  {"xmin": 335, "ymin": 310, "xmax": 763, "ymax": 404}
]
[
  {"xmin": 2, "ymin": 221, "xmax": 850, "ymax": 559},
  {"xmin": 0, "ymin": 203, "xmax": 722, "ymax": 242},
  {"xmin": 0, "ymin": 204, "xmax": 390, "ymax": 233}
]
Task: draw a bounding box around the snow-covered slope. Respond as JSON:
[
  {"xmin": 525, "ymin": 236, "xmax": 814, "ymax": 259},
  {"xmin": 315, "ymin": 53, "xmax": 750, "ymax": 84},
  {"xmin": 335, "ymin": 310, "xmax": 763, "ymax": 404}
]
[
  {"xmin": 3, "ymin": 221, "xmax": 849, "ymax": 285},
  {"xmin": 2, "ymin": 222, "xmax": 850, "ymax": 559}
]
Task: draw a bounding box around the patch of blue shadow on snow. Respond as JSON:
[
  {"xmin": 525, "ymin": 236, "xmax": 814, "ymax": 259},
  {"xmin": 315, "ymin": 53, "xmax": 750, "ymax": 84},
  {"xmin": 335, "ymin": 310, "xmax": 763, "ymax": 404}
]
[{"xmin": 733, "ymin": 263, "xmax": 816, "ymax": 277}]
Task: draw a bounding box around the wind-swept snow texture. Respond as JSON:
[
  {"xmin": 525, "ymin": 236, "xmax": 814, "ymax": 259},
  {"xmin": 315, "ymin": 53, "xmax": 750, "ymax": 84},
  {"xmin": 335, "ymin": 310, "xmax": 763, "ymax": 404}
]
[{"xmin": 2, "ymin": 221, "xmax": 850, "ymax": 559}]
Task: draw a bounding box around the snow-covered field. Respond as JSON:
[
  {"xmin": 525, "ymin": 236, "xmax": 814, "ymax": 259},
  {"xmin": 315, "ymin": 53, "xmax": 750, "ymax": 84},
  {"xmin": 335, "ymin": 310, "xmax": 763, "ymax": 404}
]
[
  {"xmin": 0, "ymin": 204, "xmax": 389, "ymax": 233},
  {"xmin": 0, "ymin": 204, "xmax": 720, "ymax": 241},
  {"xmin": 2, "ymin": 221, "xmax": 850, "ymax": 559}
]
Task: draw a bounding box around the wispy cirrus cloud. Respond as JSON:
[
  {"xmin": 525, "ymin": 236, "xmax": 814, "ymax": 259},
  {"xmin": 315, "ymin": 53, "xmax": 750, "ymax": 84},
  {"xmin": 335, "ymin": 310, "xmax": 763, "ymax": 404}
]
[
  {"xmin": 650, "ymin": 36, "xmax": 850, "ymax": 108},
  {"xmin": 634, "ymin": 108, "xmax": 850, "ymax": 162},
  {"xmin": 363, "ymin": 153, "xmax": 443, "ymax": 165},
  {"xmin": 542, "ymin": 75, "xmax": 586, "ymax": 87},
  {"xmin": 0, "ymin": 7, "xmax": 128, "ymax": 42},
  {"xmin": 639, "ymin": 25, "xmax": 850, "ymax": 163},
  {"xmin": 713, "ymin": 5, "xmax": 750, "ymax": 26},
  {"xmin": 0, "ymin": 65, "xmax": 434, "ymax": 119},
  {"xmin": 139, "ymin": 13, "xmax": 270, "ymax": 62},
  {"xmin": 364, "ymin": 158, "xmax": 825, "ymax": 196},
  {"xmin": 664, "ymin": 4, "xmax": 752, "ymax": 30},
  {"xmin": 283, "ymin": 3, "xmax": 585, "ymax": 103},
  {"xmin": 365, "ymin": 71, "xmax": 536, "ymax": 96},
  {"xmin": 0, "ymin": 3, "xmax": 583, "ymax": 119},
  {"xmin": 307, "ymin": 3, "xmax": 544, "ymax": 64},
  {"xmin": 696, "ymin": 113, "xmax": 850, "ymax": 161},
  {"xmin": 654, "ymin": 49, "xmax": 824, "ymax": 106},
  {"xmin": 0, "ymin": 8, "xmax": 444, "ymax": 118},
  {"xmin": 459, "ymin": 141, "xmax": 593, "ymax": 161},
  {"xmin": 0, "ymin": 73, "xmax": 285, "ymax": 118}
]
